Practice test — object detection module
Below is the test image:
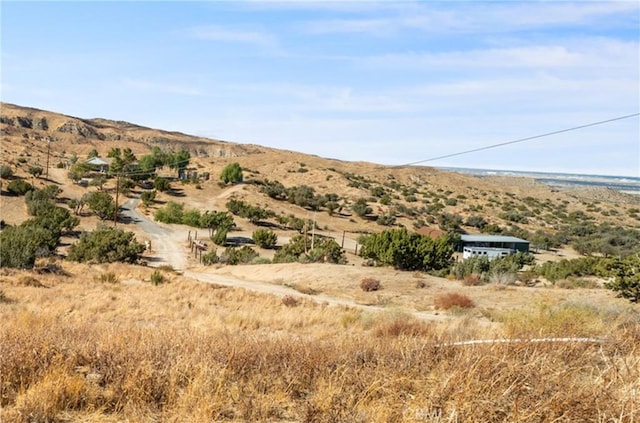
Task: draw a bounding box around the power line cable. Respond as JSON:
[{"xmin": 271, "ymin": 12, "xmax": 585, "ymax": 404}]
[{"xmin": 395, "ymin": 112, "xmax": 640, "ymax": 168}]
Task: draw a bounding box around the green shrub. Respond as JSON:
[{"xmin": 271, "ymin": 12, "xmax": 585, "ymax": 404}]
[
  {"xmin": 0, "ymin": 165, "xmax": 13, "ymax": 179},
  {"xmin": 221, "ymin": 246, "xmax": 258, "ymax": 265},
  {"xmin": 0, "ymin": 224, "xmax": 56, "ymax": 268},
  {"xmin": 6, "ymin": 179, "xmax": 33, "ymax": 196},
  {"xmin": 67, "ymin": 227, "xmax": 145, "ymax": 264},
  {"xmin": 85, "ymin": 191, "xmax": 116, "ymax": 220},
  {"xmin": 154, "ymin": 201, "xmax": 184, "ymax": 224},
  {"xmin": 220, "ymin": 162, "xmax": 243, "ymax": 184},
  {"xmin": 150, "ymin": 270, "xmax": 165, "ymax": 286},
  {"xmin": 252, "ymin": 229, "xmax": 278, "ymax": 249},
  {"xmin": 605, "ymin": 255, "xmax": 640, "ymax": 303}
]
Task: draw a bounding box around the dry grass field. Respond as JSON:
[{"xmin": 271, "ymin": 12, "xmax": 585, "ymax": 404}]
[
  {"xmin": 2, "ymin": 103, "xmax": 640, "ymax": 421},
  {"xmin": 1, "ymin": 262, "xmax": 639, "ymax": 422}
]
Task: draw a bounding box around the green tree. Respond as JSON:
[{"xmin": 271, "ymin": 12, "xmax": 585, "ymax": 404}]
[
  {"xmin": 154, "ymin": 201, "xmax": 184, "ymax": 224},
  {"xmin": 606, "ymin": 255, "xmax": 640, "ymax": 303},
  {"xmin": 0, "ymin": 165, "xmax": 13, "ymax": 179},
  {"xmin": 140, "ymin": 190, "xmax": 157, "ymax": 207},
  {"xmin": 6, "ymin": 179, "xmax": 33, "ymax": 196},
  {"xmin": 154, "ymin": 176, "xmax": 171, "ymax": 192},
  {"xmin": 220, "ymin": 162, "xmax": 243, "ymax": 184},
  {"xmin": 67, "ymin": 227, "xmax": 145, "ymax": 264},
  {"xmin": 85, "ymin": 191, "xmax": 116, "ymax": 220},
  {"xmin": 252, "ymin": 229, "xmax": 278, "ymax": 249},
  {"xmin": 168, "ymin": 149, "xmax": 190, "ymax": 178},
  {"xmin": 358, "ymin": 228, "xmax": 454, "ymax": 271},
  {"xmin": 352, "ymin": 198, "xmax": 372, "ymax": 218},
  {"xmin": 28, "ymin": 166, "xmax": 44, "ymax": 179},
  {"xmin": 87, "ymin": 148, "xmax": 99, "ymax": 159},
  {"xmin": 0, "ymin": 224, "xmax": 55, "ymax": 268}
]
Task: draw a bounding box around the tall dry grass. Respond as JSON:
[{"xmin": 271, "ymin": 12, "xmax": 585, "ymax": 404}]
[{"xmin": 1, "ymin": 263, "xmax": 639, "ymax": 422}]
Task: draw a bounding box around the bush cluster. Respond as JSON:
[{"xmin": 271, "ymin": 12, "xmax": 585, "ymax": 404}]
[
  {"xmin": 67, "ymin": 227, "xmax": 145, "ymax": 264},
  {"xmin": 358, "ymin": 228, "xmax": 454, "ymax": 271},
  {"xmin": 273, "ymin": 235, "xmax": 346, "ymax": 264}
]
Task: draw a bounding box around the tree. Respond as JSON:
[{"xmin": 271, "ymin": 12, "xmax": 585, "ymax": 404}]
[
  {"xmin": 6, "ymin": 179, "xmax": 34, "ymax": 196},
  {"xmin": 358, "ymin": 228, "xmax": 454, "ymax": 271},
  {"xmin": 252, "ymin": 229, "xmax": 278, "ymax": 249},
  {"xmin": 85, "ymin": 191, "xmax": 116, "ymax": 220},
  {"xmin": 168, "ymin": 149, "xmax": 190, "ymax": 178},
  {"xmin": 140, "ymin": 190, "xmax": 157, "ymax": 207},
  {"xmin": 0, "ymin": 224, "xmax": 55, "ymax": 268},
  {"xmin": 220, "ymin": 162, "xmax": 243, "ymax": 184},
  {"xmin": 87, "ymin": 149, "xmax": 99, "ymax": 159},
  {"xmin": 67, "ymin": 227, "xmax": 145, "ymax": 264},
  {"xmin": 154, "ymin": 176, "xmax": 171, "ymax": 192},
  {"xmin": 28, "ymin": 166, "xmax": 44, "ymax": 179},
  {"xmin": 0, "ymin": 165, "xmax": 13, "ymax": 179},
  {"xmin": 352, "ymin": 198, "xmax": 372, "ymax": 217},
  {"xmin": 606, "ymin": 255, "xmax": 640, "ymax": 303}
]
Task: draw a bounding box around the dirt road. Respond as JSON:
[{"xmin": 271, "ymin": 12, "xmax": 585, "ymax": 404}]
[{"xmin": 121, "ymin": 195, "xmax": 446, "ymax": 322}]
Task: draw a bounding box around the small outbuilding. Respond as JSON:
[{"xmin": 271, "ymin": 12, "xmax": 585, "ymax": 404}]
[
  {"xmin": 460, "ymin": 234, "xmax": 529, "ymax": 260},
  {"xmin": 86, "ymin": 157, "xmax": 112, "ymax": 173}
]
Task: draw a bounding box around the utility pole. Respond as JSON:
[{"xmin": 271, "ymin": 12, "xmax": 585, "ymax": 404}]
[
  {"xmin": 45, "ymin": 140, "xmax": 51, "ymax": 179},
  {"xmin": 311, "ymin": 211, "xmax": 316, "ymax": 250},
  {"xmin": 113, "ymin": 174, "xmax": 120, "ymax": 227}
]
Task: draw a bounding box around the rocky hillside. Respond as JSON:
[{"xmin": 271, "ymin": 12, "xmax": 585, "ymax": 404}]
[{"xmin": 1, "ymin": 102, "xmax": 638, "ymax": 244}]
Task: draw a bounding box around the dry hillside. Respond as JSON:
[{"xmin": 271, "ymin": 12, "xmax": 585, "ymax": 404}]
[{"xmin": 1, "ymin": 103, "xmax": 639, "ymax": 422}]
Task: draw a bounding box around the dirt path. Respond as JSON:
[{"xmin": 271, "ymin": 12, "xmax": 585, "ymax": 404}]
[{"xmin": 122, "ymin": 192, "xmax": 446, "ymax": 322}]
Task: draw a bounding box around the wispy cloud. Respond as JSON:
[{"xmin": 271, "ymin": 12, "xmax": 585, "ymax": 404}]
[
  {"xmin": 122, "ymin": 78, "xmax": 203, "ymax": 96},
  {"xmin": 185, "ymin": 25, "xmax": 278, "ymax": 49},
  {"xmin": 303, "ymin": 2, "xmax": 639, "ymax": 36}
]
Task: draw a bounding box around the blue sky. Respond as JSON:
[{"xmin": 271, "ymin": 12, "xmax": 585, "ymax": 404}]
[{"xmin": 2, "ymin": 1, "xmax": 639, "ymax": 176}]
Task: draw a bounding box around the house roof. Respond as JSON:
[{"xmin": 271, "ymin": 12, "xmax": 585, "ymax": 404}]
[
  {"xmin": 86, "ymin": 157, "xmax": 112, "ymax": 166},
  {"xmin": 461, "ymin": 234, "xmax": 529, "ymax": 244}
]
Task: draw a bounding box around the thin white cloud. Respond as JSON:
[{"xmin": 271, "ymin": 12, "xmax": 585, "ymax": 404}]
[
  {"xmin": 302, "ymin": 2, "xmax": 639, "ymax": 36},
  {"xmin": 185, "ymin": 25, "xmax": 278, "ymax": 49},
  {"xmin": 122, "ymin": 78, "xmax": 203, "ymax": 96}
]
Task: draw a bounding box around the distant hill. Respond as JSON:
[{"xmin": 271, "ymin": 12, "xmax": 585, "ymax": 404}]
[{"xmin": 2, "ymin": 102, "xmax": 638, "ymax": 238}]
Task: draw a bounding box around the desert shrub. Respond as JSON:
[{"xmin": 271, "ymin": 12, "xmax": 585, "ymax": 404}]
[
  {"xmin": 67, "ymin": 227, "xmax": 145, "ymax": 264},
  {"xmin": 84, "ymin": 191, "xmax": 116, "ymax": 220},
  {"xmin": 181, "ymin": 209, "xmax": 202, "ymax": 227},
  {"xmin": 273, "ymin": 235, "xmax": 346, "ymax": 264},
  {"xmin": 226, "ymin": 199, "xmax": 274, "ymax": 224},
  {"xmin": 434, "ymin": 292, "xmax": 475, "ymax": 310},
  {"xmin": 606, "ymin": 255, "xmax": 640, "ymax": 303},
  {"xmin": 220, "ymin": 246, "xmax": 258, "ymax": 265},
  {"xmin": 376, "ymin": 213, "xmax": 396, "ymax": 226},
  {"xmin": 252, "ymin": 229, "xmax": 277, "ymax": 249},
  {"xmin": 465, "ymin": 215, "xmax": 487, "ymax": 229},
  {"xmin": 28, "ymin": 166, "xmax": 44, "ymax": 179},
  {"xmin": 281, "ymin": 295, "xmax": 300, "ymax": 307},
  {"xmin": 373, "ymin": 314, "xmax": 432, "ymax": 338},
  {"xmin": 6, "ymin": 179, "xmax": 33, "ymax": 196},
  {"xmin": 535, "ymin": 257, "xmax": 615, "ymax": 283},
  {"xmin": 140, "ymin": 190, "xmax": 157, "ymax": 207},
  {"xmin": 201, "ymin": 250, "xmax": 220, "ymax": 265},
  {"xmin": 95, "ymin": 272, "xmax": 119, "ymax": 284},
  {"xmin": 358, "ymin": 228, "xmax": 454, "ymax": 271},
  {"xmin": 0, "ymin": 222, "xmax": 59, "ymax": 269},
  {"xmin": 352, "ymin": 198, "xmax": 372, "ymax": 217},
  {"xmin": 438, "ymin": 212, "xmax": 463, "ymax": 232},
  {"xmin": 150, "ymin": 270, "xmax": 165, "ymax": 286},
  {"xmin": 360, "ymin": 278, "xmax": 381, "ymax": 292},
  {"xmin": 220, "ymin": 162, "xmax": 243, "ymax": 184},
  {"xmin": 154, "ymin": 201, "xmax": 184, "ymax": 224},
  {"xmin": 0, "ymin": 165, "xmax": 14, "ymax": 179},
  {"xmin": 153, "ymin": 176, "xmax": 171, "ymax": 192},
  {"xmin": 463, "ymin": 274, "xmax": 483, "ymax": 286}
]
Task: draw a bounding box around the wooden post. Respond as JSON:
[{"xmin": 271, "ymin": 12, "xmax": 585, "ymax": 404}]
[
  {"xmin": 341, "ymin": 231, "xmax": 345, "ymax": 248},
  {"xmin": 113, "ymin": 174, "xmax": 120, "ymax": 227}
]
